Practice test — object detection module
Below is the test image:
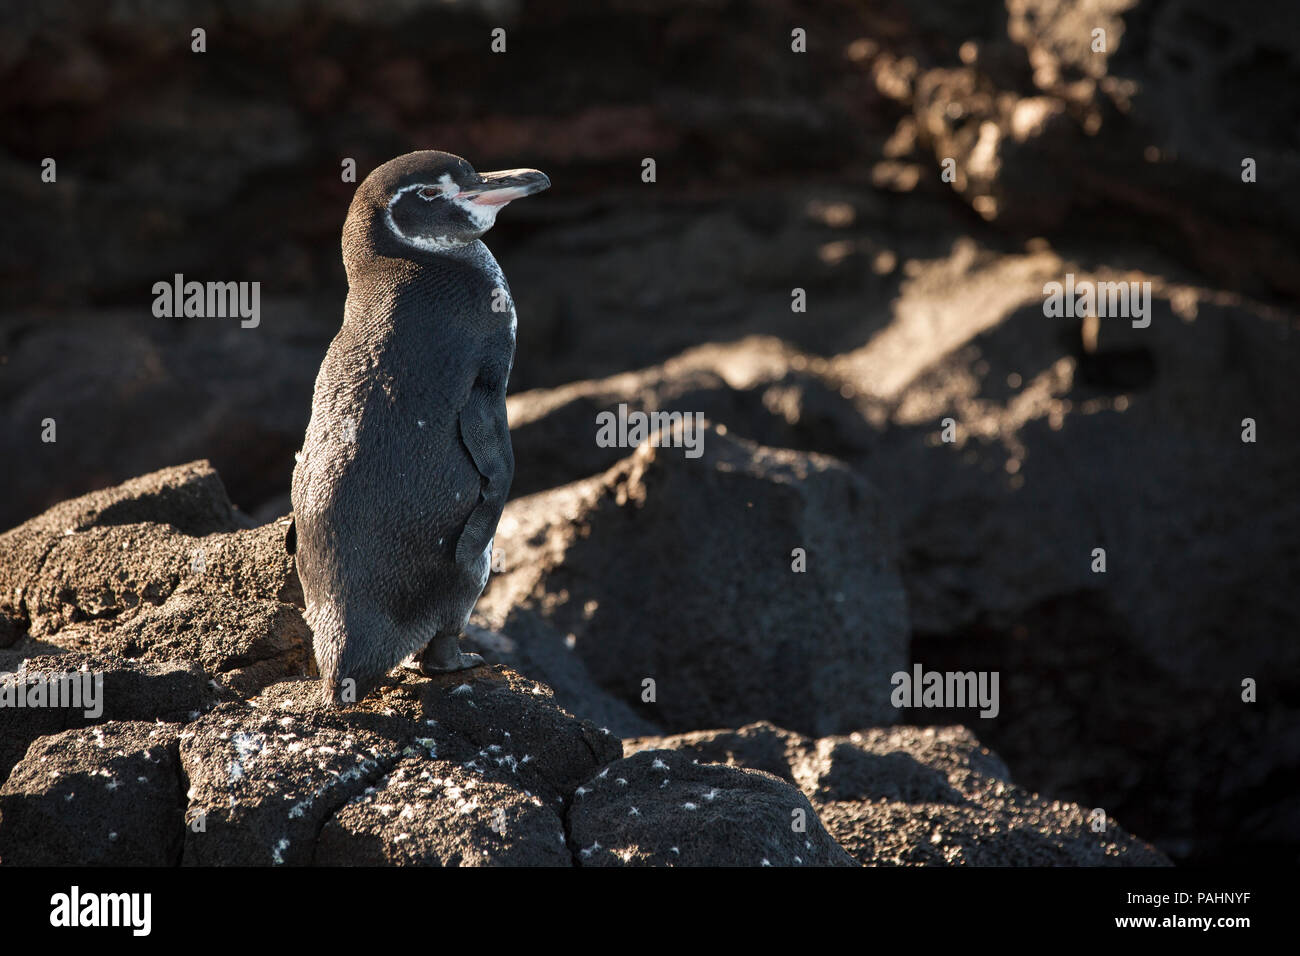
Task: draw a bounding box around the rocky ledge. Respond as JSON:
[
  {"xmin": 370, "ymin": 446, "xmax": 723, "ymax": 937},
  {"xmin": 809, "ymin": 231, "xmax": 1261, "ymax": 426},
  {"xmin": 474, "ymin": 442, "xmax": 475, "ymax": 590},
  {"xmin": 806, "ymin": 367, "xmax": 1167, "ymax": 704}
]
[{"xmin": 0, "ymin": 460, "xmax": 1165, "ymax": 866}]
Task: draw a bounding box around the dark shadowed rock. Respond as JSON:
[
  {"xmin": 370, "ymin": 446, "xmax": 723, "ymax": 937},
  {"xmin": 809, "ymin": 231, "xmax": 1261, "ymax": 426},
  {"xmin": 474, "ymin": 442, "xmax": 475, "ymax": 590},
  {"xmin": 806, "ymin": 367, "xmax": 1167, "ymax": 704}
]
[
  {"xmin": 0, "ymin": 721, "xmax": 183, "ymax": 866},
  {"xmin": 479, "ymin": 422, "xmax": 910, "ymax": 737},
  {"xmin": 811, "ymin": 743, "xmax": 963, "ymax": 804},
  {"xmin": 0, "ymin": 654, "xmax": 220, "ymax": 783},
  {"xmin": 179, "ymin": 697, "xmax": 416, "ymax": 866},
  {"xmin": 0, "ymin": 460, "xmax": 300, "ymax": 643},
  {"xmin": 179, "ymin": 667, "xmax": 619, "ymax": 866},
  {"xmin": 373, "ymin": 666, "xmax": 623, "ymax": 806},
  {"xmin": 872, "ymin": 0, "xmax": 1300, "ymax": 296},
  {"xmin": 628, "ymin": 720, "xmax": 806, "ymax": 784},
  {"xmin": 0, "ymin": 308, "xmax": 327, "ymax": 532},
  {"xmin": 629, "ymin": 722, "xmax": 1168, "ymax": 866},
  {"xmin": 566, "ymin": 748, "xmax": 856, "ymax": 866},
  {"xmin": 53, "ymin": 594, "xmax": 312, "ymax": 697},
  {"xmin": 11, "ymin": 457, "xmax": 237, "ymax": 538},
  {"xmin": 0, "ymin": 460, "xmax": 237, "ymax": 646},
  {"xmin": 507, "ymin": 337, "xmax": 875, "ymax": 496},
  {"xmin": 16, "ymin": 511, "xmax": 301, "ymax": 643},
  {"xmin": 459, "ymin": 621, "xmax": 663, "ymax": 740},
  {"xmin": 0, "ymin": 461, "xmax": 310, "ymax": 702},
  {"xmin": 0, "ymin": 1, "xmax": 884, "ymax": 310},
  {"xmin": 315, "ymin": 758, "xmax": 572, "ymax": 866},
  {"xmin": 825, "ymin": 238, "xmax": 1300, "ymax": 861}
]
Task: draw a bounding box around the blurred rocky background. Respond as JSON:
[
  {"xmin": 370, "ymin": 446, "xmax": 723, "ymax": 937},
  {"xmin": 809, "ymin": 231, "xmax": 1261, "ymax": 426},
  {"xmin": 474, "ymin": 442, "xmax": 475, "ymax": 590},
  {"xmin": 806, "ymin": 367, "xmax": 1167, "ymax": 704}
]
[{"xmin": 1, "ymin": 0, "xmax": 1297, "ymax": 864}]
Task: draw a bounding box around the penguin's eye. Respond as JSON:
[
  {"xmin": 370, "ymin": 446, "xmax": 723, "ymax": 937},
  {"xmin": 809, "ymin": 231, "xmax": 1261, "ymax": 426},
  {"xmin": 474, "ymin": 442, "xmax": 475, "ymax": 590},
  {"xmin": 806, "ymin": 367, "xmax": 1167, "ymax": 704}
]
[{"xmin": 418, "ymin": 186, "xmax": 442, "ymax": 200}]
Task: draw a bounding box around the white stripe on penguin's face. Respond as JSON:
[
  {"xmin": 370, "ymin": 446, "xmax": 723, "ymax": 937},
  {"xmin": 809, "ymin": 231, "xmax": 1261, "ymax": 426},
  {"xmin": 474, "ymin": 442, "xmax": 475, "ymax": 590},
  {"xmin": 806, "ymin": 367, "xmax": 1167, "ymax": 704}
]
[
  {"xmin": 385, "ymin": 173, "xmax": 495, "ymax": 252},
  {"xmin": 384, "ymin": 184, "xmax": 460, "ymax": 251}
]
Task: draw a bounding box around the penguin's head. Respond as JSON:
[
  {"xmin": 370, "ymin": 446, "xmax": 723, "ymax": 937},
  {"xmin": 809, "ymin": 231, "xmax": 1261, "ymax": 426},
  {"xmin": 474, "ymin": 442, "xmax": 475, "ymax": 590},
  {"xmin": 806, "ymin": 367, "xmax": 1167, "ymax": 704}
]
[{"xmin": 349, "ymin": 150, "xmax": 550, "ymax": 260}]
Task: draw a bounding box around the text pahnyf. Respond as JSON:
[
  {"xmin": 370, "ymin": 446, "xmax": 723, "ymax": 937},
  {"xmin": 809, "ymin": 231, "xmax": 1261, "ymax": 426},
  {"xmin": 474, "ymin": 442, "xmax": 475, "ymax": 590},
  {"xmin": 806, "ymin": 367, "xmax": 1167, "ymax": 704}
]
[
  {"xmin": 152, "ymin": 273, "xmax": 260, "ymax": 328},
  {"xmin": 0, "ymin": 670, "xmax": 103, "ymax": 718}
]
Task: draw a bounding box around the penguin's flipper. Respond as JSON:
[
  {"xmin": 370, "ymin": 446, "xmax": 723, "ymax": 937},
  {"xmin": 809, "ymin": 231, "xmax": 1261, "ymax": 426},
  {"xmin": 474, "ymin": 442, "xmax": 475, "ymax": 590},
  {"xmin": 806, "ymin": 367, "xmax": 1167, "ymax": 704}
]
[{"xmin": 455, "ymin": 379, "xmax": 514, "ymax": 568}]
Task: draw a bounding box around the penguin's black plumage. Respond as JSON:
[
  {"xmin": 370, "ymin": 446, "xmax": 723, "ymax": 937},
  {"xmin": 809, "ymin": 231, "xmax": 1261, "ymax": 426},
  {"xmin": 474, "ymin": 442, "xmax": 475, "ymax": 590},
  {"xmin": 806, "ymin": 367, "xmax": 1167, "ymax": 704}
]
[{"xmin": 289, "ymin": 150, "xmax": 549, "ymax": 704}]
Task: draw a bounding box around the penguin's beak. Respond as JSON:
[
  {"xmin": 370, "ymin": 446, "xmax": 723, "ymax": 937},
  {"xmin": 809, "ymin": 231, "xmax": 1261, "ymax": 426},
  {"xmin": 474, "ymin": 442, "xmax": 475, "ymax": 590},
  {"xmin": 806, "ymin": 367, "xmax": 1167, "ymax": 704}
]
[{"xmin": 463, "ymin": 168, "xmax": 550, "ymax": 206}]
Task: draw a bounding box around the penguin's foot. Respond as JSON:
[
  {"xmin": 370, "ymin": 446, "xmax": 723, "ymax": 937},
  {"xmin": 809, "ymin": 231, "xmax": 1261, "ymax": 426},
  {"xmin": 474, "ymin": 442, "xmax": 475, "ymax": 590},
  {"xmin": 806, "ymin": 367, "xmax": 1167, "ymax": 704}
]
[
  {"xmin": 419, "ymin": 650, "xmax": 485, "ymax": 674},
  {"xmin": 416, "ymin": 633, "xmax": 485, "ymax": 674}
]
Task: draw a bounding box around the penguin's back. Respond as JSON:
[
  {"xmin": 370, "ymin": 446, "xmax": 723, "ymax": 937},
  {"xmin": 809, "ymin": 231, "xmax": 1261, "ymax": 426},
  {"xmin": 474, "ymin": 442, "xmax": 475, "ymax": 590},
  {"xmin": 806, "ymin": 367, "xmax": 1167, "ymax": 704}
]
[{"xmin": 291, "ymin": 247, "xmax": 513, "ymax": 634}]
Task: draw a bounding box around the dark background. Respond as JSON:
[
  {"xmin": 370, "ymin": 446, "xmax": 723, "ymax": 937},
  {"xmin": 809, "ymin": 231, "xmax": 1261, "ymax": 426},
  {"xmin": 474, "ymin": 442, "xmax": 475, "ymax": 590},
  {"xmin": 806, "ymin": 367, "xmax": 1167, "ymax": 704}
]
[{"xmin": 1, "ymin": 0, "xmax": 1297, "ymax": 864}]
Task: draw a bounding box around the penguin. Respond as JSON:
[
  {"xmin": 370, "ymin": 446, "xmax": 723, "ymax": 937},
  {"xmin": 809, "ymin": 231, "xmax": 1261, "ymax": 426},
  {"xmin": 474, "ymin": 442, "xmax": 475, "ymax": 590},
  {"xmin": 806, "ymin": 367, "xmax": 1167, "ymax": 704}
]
[{"xmin": 287, "ymin": 150, "xmax": 549, "ymax": 705}]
